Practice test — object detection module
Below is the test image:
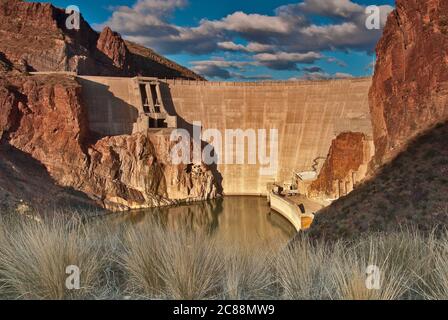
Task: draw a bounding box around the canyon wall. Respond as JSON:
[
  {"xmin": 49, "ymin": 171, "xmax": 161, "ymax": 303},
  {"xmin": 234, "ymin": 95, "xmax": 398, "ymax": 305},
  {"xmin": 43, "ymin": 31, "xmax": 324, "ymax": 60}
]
[
  {"xmin": 309, "ymin": 0, "xmax": 448, "ymax": 240},
  {"xmin": 0, "ymin": 0, "xmax": 203, "ymax": 80},
  {"xmin": 79, "ymin": 76, "xmax": 373, "ymax": 195},
  {"xmin": 369, "ymin": 0, "xmax": 448, "ymax": 167}
]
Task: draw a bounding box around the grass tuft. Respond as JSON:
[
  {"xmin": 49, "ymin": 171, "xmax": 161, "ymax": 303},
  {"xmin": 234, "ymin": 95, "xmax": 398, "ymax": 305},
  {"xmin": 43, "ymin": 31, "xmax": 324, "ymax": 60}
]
[{"xmin": 0, "ymin": 214, "xmax": 445, "ymax": 300}]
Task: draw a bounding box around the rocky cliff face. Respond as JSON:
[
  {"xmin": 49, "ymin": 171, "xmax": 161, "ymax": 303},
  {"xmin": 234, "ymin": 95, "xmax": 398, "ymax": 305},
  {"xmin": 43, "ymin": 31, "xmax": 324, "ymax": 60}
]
[
  {"xmin": 307, "ymin": 132, "xmax": 372, "ymax": 202},
  {"xmin": 0, "ymin": 60, "xmax": 217, "ymax": 212},
  {"xmin": 369, "ymin": 0, "xmax": 448, "ymax": 167},
  {"xmin": 309, "ymin": 0, "xmax": 448, "ymax": 240},
  {"xmin": 0, "ymin": 0, "xmax": 204, "ymax": 80},
  {"xmin": 96, "ymin": 27, "xmax": 131, "ymax": 72}
]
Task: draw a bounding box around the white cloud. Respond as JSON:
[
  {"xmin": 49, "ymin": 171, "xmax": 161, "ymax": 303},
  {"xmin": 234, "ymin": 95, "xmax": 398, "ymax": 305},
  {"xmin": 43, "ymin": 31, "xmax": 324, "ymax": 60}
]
[
  {"xmin": 299, "ymin": 71, "xmax": 355, "ymax": 81},
  {"xmin": 218, "ymin": 41, "xmax": 275, "ymax": 53},
  {"xmin": 100, "ymin": 0, "xmax": 394, "ymax": 55},
  {"xmin": 96, "ymin": 0, "xmax": 395, "ymax": 78},
  {"xmin": 208, "ymin": 12, "xmax": 290, "ymax": 34},
  {"xmin": 298, "ymin": 0, "xmax": 363, "ymax": 18},
  {"xmin": 254, "ymin": 51, "xmax": 323, "ymax": 70},
  {"xmin": 334, "ymin": 72, "xmax": 354, "ymax": 78}
]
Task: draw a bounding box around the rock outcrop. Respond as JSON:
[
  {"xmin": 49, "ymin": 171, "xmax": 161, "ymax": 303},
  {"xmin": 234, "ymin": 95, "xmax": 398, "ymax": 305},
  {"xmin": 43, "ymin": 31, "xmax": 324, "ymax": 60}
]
[
  {"xmin": 96, "ymin": 27, "xmax": 131, "ymax": 72},
  {"xmin": 0, "ymin": 0, "xmax": 204, "ymax": 80},
  {"xmin": 369, "ymin": 0, "xmax": 448, "ymax": 168},
  {"xmin": 309, "ymin": 0, "xmax": 448, "ymax": 240},
  {"xmin": 0, "ymin": 144, "xmax": 99, "ymax": 215},
  {"xmin": 307, "ymin": 132, "xmax": 373, "ymax": 202},
  {"xmin": 0, "ymin": 60, "xmax": 217, "ymax": 212}
]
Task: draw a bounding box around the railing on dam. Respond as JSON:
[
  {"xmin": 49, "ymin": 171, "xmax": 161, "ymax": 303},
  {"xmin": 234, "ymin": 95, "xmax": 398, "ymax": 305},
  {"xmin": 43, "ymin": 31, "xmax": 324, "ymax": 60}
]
[
  {"xmin": 28, "ymin": 72, "xmax": 371, "ymax": 88},
  {"xmin": 163, "ymin": 77, "xmax": 372, "ymax": 87},
  {"xmin": 267, "ymin": 192, "xmax": 315, "ymax": 232}
]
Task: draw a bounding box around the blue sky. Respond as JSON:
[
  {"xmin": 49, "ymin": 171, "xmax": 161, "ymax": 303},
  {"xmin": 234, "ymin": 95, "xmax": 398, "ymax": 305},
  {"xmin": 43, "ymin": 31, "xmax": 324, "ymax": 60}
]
[{"xmin": 41, "ymin": 0, "xmax": 395, "ymax": 81}]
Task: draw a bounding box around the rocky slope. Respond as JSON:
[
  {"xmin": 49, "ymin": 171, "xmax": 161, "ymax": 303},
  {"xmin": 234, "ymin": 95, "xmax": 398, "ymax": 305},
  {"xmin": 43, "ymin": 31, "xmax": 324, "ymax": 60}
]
[
  {"xmin": 369, "ymin": 0, "xmax": 448, "ymax": 168},
  {"xmin": 0, "ymin": 0, "xmax": 204, "ymax": 80},
  {"xmin": 309, "ymin": 123, "xmax": 448, "ymax": 241},
  {"xmin": 0, "ymin": 56, "xmax": 217, "ymax": 212},
  {"xmin": 0, "ymin": 144, "xmax": 99, "ymax": 215},
  {"xmin": 307, "ymin": 132, "xmax": 372, "ymax": 202},
  {"xmin": 309, "ymin": 0, "xmax": 448, "ymax": 240}
]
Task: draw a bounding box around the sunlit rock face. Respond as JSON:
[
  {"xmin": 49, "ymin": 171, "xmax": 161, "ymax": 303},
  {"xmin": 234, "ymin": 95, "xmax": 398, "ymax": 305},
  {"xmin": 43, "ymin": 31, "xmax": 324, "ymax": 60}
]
[
  {"xmin": 307, "ymin": 132, "xmax": 373, "ymax": 202},
  {"xmin": 0, "ymin": 0, "xmax": 203, "ymax": 80},
  {"xmin": 369, "ymin": 0, "xmax": 448, "ymax": 168}
]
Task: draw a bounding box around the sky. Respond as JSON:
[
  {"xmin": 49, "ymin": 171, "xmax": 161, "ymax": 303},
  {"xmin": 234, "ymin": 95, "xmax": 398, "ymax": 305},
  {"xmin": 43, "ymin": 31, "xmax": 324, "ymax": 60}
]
[{"xmin": 41, "ymin": 0, "xmax": 395, "ymax": 81}]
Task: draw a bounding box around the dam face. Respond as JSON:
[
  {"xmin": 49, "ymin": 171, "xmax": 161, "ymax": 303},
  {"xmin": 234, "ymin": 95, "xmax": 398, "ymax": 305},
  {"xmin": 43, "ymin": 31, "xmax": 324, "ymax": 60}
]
[{"xmin": 78, "ymin": 76, "xmax": 373, "ymax": 195}]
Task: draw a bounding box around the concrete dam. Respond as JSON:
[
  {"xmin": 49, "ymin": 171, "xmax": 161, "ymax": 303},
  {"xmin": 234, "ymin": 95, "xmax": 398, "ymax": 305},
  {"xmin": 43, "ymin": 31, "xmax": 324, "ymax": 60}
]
[{"xmin": 77, "ymin": 76, "xmax": 373, "ymax": 196}]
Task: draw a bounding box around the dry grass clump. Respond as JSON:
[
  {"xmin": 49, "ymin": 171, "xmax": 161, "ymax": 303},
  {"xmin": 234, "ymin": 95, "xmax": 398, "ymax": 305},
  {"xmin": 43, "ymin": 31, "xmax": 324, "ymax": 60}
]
[
  {"xmin": 0, "ymin": 213, "xmax": 446, "ymax": 301},
  {"xmin": 0, "ymin": 215, "xmax": 107, "ymax": 300},
  {"xmin": 275, "ymin": 238, "xmax": 332, "ymax": 299},
  {"xmin": 414, "ymin": 231, "xmax": 448, "ymax": 300},
  {"xmin": 221, "ymin": 244, "xmax": 275, "ymax": 300},
  {"xmin": 327, "ymin": 240, "xmax": 408, "ymax": 300},
  {"xmin": 119, "ymin": 221, "xmax": 223, "ymax": 300},
  {"xmin": 274, "ymin": 230, "xmax": 439, "ymax": 300}
]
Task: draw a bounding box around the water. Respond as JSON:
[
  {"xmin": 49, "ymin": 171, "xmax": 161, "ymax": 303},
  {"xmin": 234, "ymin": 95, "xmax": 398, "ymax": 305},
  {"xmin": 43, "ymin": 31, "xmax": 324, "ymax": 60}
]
[{"xmin": 118, "ymin": 196, "xmax": 297, "ymax": 248}]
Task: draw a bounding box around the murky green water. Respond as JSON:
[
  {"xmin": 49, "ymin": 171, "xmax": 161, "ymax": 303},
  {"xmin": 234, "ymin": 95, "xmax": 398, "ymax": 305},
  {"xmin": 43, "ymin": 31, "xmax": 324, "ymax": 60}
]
[{"xmin": 118, "ymin": 196, "xmax": 297, "ymax": 248}]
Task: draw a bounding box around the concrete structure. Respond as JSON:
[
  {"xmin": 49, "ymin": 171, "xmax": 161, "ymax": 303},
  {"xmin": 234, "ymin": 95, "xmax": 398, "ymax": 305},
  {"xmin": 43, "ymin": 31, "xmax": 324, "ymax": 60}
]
[
  {"xmin": 77, "ymin": 76, "xmax": 177, "ymax": 136},
  {"xmin": 132, "ymin": 77, "xmax": 178, "ymax": 133},
  {"xmin": 77, "ymin": 76, "xmax": 373, "ymax": 195},
  {"xmin": 267, "ymin": 192, "xmax": 315, "ymax": 232}
]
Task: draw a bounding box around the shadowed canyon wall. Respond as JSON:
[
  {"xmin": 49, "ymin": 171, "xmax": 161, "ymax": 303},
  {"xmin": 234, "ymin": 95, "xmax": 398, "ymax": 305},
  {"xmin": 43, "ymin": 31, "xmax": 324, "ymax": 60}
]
[{"xmin": 79, "ymin": 76, "xmax": 373, "ymax": 195}]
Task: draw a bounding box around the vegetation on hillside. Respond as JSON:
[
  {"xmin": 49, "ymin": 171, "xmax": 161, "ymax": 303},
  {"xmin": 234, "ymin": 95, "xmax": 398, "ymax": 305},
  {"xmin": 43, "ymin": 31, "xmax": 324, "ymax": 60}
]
[{"xmin": 309, "ymin": 122, "xmax": 448, "ymax": 241}]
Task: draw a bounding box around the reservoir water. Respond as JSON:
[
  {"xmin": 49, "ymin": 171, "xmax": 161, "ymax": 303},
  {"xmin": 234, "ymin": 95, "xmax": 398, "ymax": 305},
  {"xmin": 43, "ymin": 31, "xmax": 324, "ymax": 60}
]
[{"xmin": 118, "ymin": 196, "xmax": 297, "ymax": 248}]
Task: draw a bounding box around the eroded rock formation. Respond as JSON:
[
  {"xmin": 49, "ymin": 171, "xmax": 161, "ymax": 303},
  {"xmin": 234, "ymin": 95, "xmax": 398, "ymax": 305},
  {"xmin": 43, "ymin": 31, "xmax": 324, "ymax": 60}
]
[
  {"xmin": 96, "ymin": 27, "xmax": 132, "ymax": 72},
  {"xmin": 0, "ymin": 58, "xmax": 217, "ymax": 212},
  {"xmin": 369, "ymin": 0, "xmax": 448, "ymax": 168},
  {"xmin": 307, "ymin": 132, "xmax": 373, "ymax": 202},
  {"xmin": 0, "ymin": 0, "xmax": 204, "ymax": 80}
]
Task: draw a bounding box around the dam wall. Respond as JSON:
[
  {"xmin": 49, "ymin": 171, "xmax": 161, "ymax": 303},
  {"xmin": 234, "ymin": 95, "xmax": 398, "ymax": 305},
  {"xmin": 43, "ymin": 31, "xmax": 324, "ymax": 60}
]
[
  {"xmin": 78, "ymin": 76, "xmax": 373, "ymax": 195},
  {"xmin": 77, "ymin": 76, "xmax": 142, "ymax": 136}
]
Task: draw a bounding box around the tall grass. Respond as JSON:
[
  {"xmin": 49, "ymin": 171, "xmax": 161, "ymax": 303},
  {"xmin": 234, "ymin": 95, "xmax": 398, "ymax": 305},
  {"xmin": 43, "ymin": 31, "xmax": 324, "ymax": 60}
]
[
  {"xmin": 275, "ymin": 238, "xmax": 332, "ymax": 299},
  {"xmin": 415, "ymin": 231, "xmax": 448, "ymax": 300},
  {"xmin": 327, "ymin": 241, "xmax": 409, "ymax": 300},
  {"xmin": 0, "ymin": 213, "xmax": 446, "ymax": 300},
  {"xmin": 0, "ymin": 216, "xmax": 106, "ymax": 299},
  {"xmin": 120, "ymin": 220, "xmax": 223, "ymax": 299},
  {"xmin": 222, "ymin": 245, "xmax": 274, "ymax": 300}
]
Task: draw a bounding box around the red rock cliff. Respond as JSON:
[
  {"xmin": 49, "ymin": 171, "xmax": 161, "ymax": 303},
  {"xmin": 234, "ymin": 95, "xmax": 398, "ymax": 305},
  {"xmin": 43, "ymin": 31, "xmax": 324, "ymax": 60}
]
[
  {"xmin": 309, "ymin": 0, "xmax": 448, "ymax": 241},
  {"xmin": 0, "ymin": 0, "xmax": 204, "ymax": 80},
  {"xmin": 369, "ymin": 0, "xmax": 448, "ymax": 167},
  {"xmin": 307, "ymin": 132, "xmax": 372, "ymax": 201}
]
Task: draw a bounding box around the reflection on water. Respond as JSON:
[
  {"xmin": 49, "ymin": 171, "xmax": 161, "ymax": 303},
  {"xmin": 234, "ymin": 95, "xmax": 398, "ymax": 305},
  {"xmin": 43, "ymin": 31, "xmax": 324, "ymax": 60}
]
[{"xmin": 119, "ymin": 196, "xmax": 296, "ymax": 248}]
